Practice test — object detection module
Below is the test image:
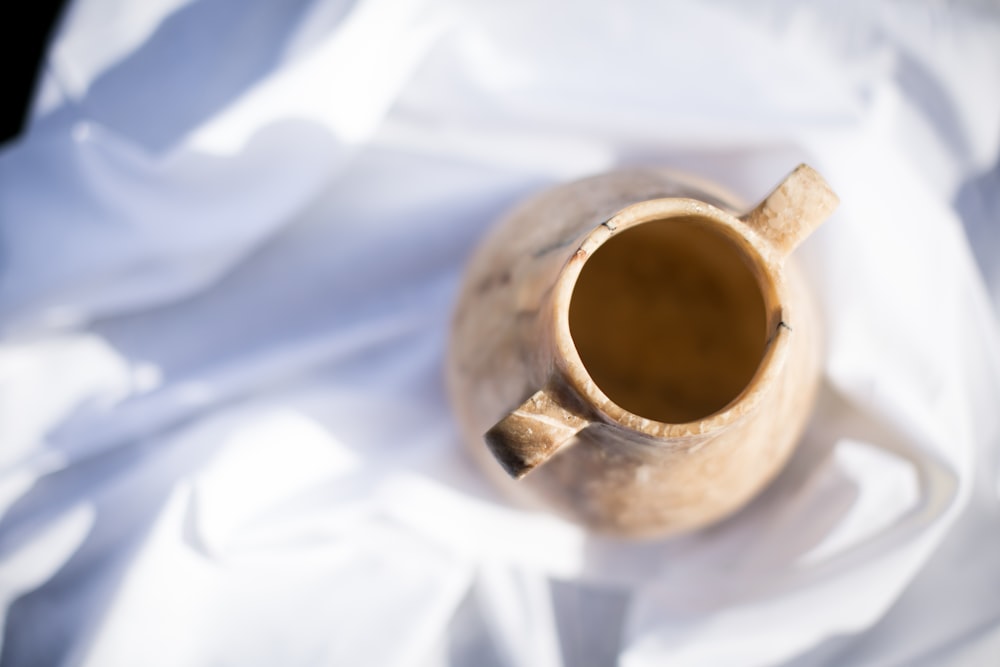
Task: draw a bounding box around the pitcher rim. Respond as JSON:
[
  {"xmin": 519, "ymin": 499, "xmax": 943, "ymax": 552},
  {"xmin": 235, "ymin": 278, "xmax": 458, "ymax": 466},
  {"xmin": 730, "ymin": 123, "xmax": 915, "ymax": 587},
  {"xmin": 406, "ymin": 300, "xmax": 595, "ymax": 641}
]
[{"xmin": 548, "ymin": 197, "xmax": 793, "ymax": 442}]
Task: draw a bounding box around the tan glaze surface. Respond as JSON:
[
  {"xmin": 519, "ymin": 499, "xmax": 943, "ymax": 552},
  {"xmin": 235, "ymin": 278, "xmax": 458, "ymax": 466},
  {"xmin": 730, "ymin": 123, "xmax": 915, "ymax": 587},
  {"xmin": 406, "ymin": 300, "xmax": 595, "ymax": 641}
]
[{"xmin": 449, "ymin": 165, "xmax": 837, "ymax": 537}]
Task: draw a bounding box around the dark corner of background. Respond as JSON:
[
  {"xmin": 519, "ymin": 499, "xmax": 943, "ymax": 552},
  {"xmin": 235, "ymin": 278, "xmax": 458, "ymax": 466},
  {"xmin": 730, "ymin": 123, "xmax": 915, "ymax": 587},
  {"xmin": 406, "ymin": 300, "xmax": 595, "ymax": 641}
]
[{"xmin": 1, "ymin": 0, "xmax": 70, "ymax": 147}]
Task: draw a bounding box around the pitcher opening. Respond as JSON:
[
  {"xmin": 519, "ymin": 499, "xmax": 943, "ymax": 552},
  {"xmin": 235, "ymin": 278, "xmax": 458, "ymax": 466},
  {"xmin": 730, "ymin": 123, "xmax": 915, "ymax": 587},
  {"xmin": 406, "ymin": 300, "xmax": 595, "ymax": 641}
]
[{"xmin": 568, "ymin": 216, "xmax": 769, "ymax": 424}]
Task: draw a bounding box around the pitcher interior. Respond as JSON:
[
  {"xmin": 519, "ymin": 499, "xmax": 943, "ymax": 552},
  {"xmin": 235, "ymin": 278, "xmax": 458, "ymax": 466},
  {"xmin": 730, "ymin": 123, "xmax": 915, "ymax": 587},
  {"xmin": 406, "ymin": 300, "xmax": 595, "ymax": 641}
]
[{"xmin": 568, "ymin": 216, "xmax": 769, "ymax": 424}]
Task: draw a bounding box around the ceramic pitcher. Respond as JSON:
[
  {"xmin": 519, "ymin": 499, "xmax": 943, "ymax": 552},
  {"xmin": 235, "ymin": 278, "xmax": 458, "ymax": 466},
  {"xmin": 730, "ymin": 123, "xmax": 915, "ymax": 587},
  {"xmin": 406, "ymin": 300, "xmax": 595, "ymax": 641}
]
[{"xmin": 446, "ymin": 165, "xmax": 838, "ymax": 537}]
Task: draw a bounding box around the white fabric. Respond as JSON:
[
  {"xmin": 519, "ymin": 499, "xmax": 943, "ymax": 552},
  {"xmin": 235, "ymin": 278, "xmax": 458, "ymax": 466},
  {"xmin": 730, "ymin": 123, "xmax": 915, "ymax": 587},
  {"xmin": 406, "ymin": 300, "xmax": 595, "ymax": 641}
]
[{"xmin": 2, "ymin": 1, "xmax": 999, "ymax": 665}]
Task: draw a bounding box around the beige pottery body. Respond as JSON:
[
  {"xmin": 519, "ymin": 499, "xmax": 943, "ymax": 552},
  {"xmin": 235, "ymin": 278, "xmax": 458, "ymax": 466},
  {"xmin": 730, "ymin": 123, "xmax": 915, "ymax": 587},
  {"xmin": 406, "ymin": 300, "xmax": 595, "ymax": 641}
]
[{"xmin": 446, "ymin": 165, "xmax": 837, "ymax": 537}]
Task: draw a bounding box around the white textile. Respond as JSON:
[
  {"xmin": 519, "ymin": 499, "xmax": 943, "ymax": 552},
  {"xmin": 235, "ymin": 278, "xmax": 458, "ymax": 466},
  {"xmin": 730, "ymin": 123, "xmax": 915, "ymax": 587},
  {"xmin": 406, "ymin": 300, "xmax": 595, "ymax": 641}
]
[{"xmin": 1, "ymin": 1, "xmax": 999, "ymax": 665}]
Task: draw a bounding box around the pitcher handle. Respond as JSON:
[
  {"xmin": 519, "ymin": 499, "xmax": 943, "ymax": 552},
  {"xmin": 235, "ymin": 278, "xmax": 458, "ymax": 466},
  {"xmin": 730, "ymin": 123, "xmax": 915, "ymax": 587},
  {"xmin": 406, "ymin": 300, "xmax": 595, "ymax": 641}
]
[
  {"xmin": 484, "ymin": 385, "xmax": 590, "ymax": 479},
  {"xmin": 740, "ymin": 164, "xmax": 839, "ymax": 257}
]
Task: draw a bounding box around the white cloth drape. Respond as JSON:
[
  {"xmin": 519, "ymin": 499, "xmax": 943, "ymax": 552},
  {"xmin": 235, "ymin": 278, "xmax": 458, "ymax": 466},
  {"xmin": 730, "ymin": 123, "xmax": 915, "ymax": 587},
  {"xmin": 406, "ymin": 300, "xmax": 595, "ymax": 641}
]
[{"xmin": 1, "ymin": 1, "xmax": 999, "ymax": 665}]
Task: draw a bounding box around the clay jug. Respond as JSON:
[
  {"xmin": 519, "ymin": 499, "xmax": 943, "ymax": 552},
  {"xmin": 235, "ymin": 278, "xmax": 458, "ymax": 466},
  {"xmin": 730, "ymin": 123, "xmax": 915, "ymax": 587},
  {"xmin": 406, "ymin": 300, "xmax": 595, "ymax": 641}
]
[{"xmin": 446, "ymin": 165, "xmax": 838, "ymax": 537}]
